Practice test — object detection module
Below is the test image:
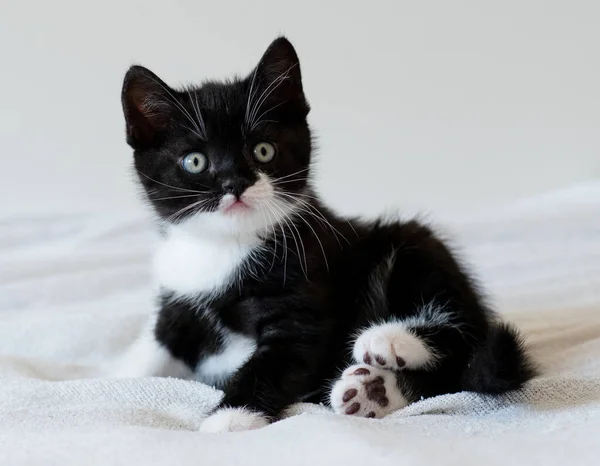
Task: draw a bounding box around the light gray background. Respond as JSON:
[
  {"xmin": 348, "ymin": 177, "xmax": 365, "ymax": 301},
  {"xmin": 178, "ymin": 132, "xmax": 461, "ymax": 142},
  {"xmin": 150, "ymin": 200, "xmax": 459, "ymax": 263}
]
[{"xmin": 1, "ymin": 0, "xmax": 598, "ymax": 217}]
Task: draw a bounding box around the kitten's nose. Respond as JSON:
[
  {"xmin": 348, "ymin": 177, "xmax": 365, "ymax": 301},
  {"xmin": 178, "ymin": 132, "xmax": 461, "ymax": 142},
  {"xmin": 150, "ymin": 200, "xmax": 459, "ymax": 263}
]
[{"xmin": 221, "ymin": 178, "xmax": 251, "ymax": 198}]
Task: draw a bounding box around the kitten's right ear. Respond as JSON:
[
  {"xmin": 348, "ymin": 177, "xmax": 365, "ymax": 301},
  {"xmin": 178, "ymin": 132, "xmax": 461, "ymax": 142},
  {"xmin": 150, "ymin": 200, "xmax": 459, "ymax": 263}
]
[{"xmin": 121, "ymin": 65, "xmax": 175, "ymax": 148}]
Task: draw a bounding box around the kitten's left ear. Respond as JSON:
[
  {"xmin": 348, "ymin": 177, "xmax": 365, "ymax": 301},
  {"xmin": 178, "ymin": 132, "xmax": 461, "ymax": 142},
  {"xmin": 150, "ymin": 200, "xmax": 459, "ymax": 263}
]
[{"xmin": 252, "ymin": 37, "xmax": 309, "ymax": 117}]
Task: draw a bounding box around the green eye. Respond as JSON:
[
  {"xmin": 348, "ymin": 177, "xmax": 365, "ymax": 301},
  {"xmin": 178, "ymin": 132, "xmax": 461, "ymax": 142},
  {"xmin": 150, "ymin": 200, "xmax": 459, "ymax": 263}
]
[
  {"xmin": 253, "ymin": 142, "xmax": 276, "ymax": 163},
  {"xmin": 181, "ymin": 152, "xmax": 208, "ymax": 174}
]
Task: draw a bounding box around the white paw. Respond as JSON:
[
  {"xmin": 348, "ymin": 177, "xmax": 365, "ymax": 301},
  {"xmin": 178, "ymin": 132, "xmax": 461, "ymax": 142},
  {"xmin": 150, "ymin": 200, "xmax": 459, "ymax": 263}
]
[
  {"xmin": 353, "ymin": 322, "xmax": 436, "ymax": 370},
  {"xmin": 330, "ymin": 364, "xmax": 407, "ymax": 419},
  {"xmin": 199, "ymin": 407, "xmax": 269, "ymax": 433}
]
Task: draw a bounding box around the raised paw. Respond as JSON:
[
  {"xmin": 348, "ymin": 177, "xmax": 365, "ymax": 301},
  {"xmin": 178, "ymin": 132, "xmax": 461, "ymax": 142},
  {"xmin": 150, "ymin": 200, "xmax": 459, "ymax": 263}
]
[
  {"xmin": 330, "ymin": 364, "xmax": 407, "ymax": 419},
  {"xmin": 353, "ymin": 322, "xmax": 436, "ymax": 371}
]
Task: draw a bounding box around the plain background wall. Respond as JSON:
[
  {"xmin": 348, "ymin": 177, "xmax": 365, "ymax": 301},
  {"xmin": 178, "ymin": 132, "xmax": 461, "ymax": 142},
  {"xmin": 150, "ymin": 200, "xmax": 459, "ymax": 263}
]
[{"xmin": 1, "ymin": 0, "xmax": 598, "ymax": 218}]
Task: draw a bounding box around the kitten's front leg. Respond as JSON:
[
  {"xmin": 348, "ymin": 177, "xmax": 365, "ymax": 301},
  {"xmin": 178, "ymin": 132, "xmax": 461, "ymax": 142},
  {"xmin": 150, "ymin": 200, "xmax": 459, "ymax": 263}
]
[
  {"xmin": 200, "ymin": 316, "xmax": 325, "ymax": 433},
  {"xmin": 108, "ymin": 313, "xmax": 192, "ymax": 379}
]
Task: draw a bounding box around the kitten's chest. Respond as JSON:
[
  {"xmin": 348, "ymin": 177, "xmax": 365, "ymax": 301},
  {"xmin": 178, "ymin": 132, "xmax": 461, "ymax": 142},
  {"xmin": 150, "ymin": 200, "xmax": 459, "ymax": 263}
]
[{"xmin": 154, "ymin": 228, "xmax": 260, "ymax": 297}]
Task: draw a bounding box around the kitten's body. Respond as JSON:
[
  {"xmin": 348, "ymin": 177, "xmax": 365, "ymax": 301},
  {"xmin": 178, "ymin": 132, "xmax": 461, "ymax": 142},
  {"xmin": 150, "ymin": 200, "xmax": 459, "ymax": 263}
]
[{"xmin": 116, "ymin": 37, "xmax": 534, "ymax": 432}]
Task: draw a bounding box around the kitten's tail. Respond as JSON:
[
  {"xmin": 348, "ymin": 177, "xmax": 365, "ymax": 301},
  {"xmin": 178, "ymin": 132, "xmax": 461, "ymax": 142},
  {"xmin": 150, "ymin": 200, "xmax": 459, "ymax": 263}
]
[{"xmin": 462, "ymin": 322, "xmax": 537, "ymax": 394}]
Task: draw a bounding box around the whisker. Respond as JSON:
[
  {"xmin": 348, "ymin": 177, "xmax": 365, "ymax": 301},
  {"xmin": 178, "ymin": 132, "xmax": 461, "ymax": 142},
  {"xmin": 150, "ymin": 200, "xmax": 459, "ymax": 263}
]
[
  {"xmin": 291, "ymin": 205, "xmax": 329, "ymax": 273},
  {"xmin": 272, "ymin": 167, "xmax": 311, "ymax": 182},
  {"xmin": 271, "ymin": 199, "xmax": 309, "ymax": 281},
  {"xmin": 248, "ymin": 75, "xmax": 286, "ymax": 127},
  {"xmin": 264, "ymin": 200, "xmax": 288, "ymax": 286},
  {"xmin": 136, "ymin": 170, "xmax": 208, "ymax": 194},
  {"xmin": 278, "ymin": 216, "xmax": 288, "ymax": 286},
  {"xmin": 244, "ymin": 65, "xmax": 261, "ymax": 132},
  {"xmin": 345, "ymin": 219, "xmax": 359, "ymax": 237},
  {"xmin": 275, "ymin": 192, "xmax": 349, "ymax": 246},
  {"xmin": 267, "ymin": 200, "xmax": 296, "ymax": 283},
  {"xmin": 250, "ymin": 100, "xmax": 288, "ymax": 133},
  {"xmin": 181, "ymin": 124, "xmax": 205, "ymax": 140},
  {"xmin": 143, "ymin": 73, "xmax": 204, "ymax": 138},
  {"xmin": 265, "ymin": 200, "xmax": 288, "ymax": 286},
  {"xmin": 249, "ymin": 120, "xmax": 279, "ymax": 130},
  {"xmin": 186, "ymin": 90, "xmax": 206, "ymax": 138},
  {"xmin": 150, "ymin": 194, "xmax": 205, "ymax": 201},
  {"xmin": 257, "ymin": 204, "xmax": 279, "ymax": 275},
  {"xmin": 247, "ymin": 63, "xmax": 298, "ymax": 130},
  {"xmin": 167, "ymin": 197, "xmax": 214, "ymax": 223},
  {"xmin": 264, "ymin": 204, "xmax": 280, "ymax": 272},
  {"xmin": 271, "ymin": 177, "xmax": 311, "ymax": 186},
  {"xmin": 192, "ymin": 90, "xmax": 207, "ymax": 137}
]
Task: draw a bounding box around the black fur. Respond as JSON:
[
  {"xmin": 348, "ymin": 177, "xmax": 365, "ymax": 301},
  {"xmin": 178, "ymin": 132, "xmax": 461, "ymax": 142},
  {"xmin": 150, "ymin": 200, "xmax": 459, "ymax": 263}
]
[{"xmin": 122, "ymin": 37, "xmax": 535, "ymax": 419}]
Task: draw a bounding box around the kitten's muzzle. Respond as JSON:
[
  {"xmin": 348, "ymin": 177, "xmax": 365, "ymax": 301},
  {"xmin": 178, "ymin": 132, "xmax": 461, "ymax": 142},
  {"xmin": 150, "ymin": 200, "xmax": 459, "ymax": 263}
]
[{"xmin": 221, "ymin": 178, "xmax": 251, "ymax": 199}]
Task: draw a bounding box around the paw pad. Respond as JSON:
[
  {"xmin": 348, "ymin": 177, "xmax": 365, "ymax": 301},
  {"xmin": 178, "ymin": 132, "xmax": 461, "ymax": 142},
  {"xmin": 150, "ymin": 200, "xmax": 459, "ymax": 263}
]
[{"xmin": 330, "ymin": 364, "xmax": 407, "ymax": 419}]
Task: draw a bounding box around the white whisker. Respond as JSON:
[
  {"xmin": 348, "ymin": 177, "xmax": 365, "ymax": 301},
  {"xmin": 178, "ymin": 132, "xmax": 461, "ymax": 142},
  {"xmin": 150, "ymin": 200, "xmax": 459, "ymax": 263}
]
[
  {"xmin": 266, "ymin": 200, "xmax": 291, "ymax": 284},
  {"xmin": 290, "ymin": 205, "xmax": 329, "ymax": 273},
  {"xmin": 244, "ymin": 65, "xmax": 261, "ymax": 131},
  {"xmin": 260, "ymin": 203, "xmax": 279, "ymax": 274},
  {"xmin": 144, "ymin": 73, "xmax": 204, "ymax": 138},
  {"xmin": 192, "ymin": 90, "xmax": 207, "ymax": 137},
  {"xmin": 247, "ymin": 63, "xmax": 299, "ymax": 131},
  {"xmin": 250, "ymin": 100, "xmax": 287, "ymax": 132},
  {"xmin": 271, "ymin": 177, "xmax": 311, "ymax": 186},
  {"xmin": 167, "ymin": 197, "xmax": 214, "ymax": 223},
  {"xmin": 275, "ymin": 191, "xmax": 349, "ymax": 246},
  {"xmin": 271, "ymin": 199, "xmax": 308, "ymax": 281},
  {"xmin": 150, "ymin": 194, "xmax": 206, "ymax": 201},
  {"xmin": 136, "ymin": 170, "xmax": 208, "ymax": 194},
  {"xmin": 181, "ymin": 124, "xmax": 205, "ymax": 140},
  {"xmin": 273, "ymin": 167, "xmax": 311, "ymax": 182}
]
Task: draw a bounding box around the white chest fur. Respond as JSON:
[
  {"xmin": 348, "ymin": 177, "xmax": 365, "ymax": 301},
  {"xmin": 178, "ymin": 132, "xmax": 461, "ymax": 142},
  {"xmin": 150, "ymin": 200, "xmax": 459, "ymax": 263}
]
[
  {"xmin": 154, "ymin": 226, "xmax": 260, "ymax": 297},
  {"xmin": 153, "ymin": 226, "xmax": 259, "ymax": 385}
]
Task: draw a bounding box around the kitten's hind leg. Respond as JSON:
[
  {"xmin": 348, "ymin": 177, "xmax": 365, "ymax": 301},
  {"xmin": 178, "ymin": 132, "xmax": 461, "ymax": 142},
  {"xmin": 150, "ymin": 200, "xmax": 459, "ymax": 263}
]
[
  {"xmin": 352, "ymin": 320, "xmax": 438, "ymax": 372},
  {"xmin": 108, "ymin": 314, "xmax": 192, "ymax": 379},
  {"xmin": 330, "ymin": 307, "xmax": 452, "ymax": 418}
]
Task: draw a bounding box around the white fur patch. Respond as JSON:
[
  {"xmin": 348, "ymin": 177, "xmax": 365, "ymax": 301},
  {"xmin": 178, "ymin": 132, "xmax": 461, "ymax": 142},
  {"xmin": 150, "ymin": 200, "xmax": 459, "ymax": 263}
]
[
  {"xmin": 154, "ymin": 225, "xmax": 260, "ymax": 297},
  {"xmin": 241, "ymin": 172, "xmax": 274, "ymax": 205},
  {"xmin": 196, "ymin": 331, "xmax": 256, "ymax": 386},
  {"xmin": 154, "ymin": 173, "xmax": 301, "ymax": 298},
  {"xmin": 353, "ymin": 322, "xmax": 436, "ymax": 370},
  {"xmin": 115, "ymin": 174, "xmax": 299, "ymax": 382},
  {"xmin": 110, "ymin": 314, "xmax": 192, "ymax": 379},
  {"xmin": 171, "ymin": 172, "xmax": 297, "ymax": 239},
  {"xmin": 330, "ymin": 364, "xmax": 407, "ymax": 418},
  {"xmin": 199, "ymin": 407, "xmax": 269, "ymax": 433},
  {"xmin": 400, "ymin": 301, "xmax": 461, "ymax": 330}
]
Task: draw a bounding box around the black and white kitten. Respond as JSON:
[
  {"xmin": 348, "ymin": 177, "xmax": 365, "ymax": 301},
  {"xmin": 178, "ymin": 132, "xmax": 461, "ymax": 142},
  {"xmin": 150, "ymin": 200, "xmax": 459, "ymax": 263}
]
[{"xmin": 115, "ymin": 37, "xmax": 534, "ymax": 432}]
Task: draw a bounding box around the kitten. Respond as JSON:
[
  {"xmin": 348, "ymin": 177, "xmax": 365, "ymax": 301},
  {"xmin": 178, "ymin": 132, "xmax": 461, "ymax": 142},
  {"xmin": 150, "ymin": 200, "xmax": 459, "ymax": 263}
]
[{"xmin": 115, "ymin": 37, "xmax": 535, "ymax": 432}]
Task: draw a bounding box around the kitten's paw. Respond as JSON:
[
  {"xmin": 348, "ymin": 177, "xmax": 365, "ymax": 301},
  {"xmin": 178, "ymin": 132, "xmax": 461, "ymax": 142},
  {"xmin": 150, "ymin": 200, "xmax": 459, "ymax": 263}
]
[
  {"xmin": 199, "ymin": 407, "xmax": 269, "ymax": 433},
  {"xmin": 330, "ymin": 364, "xmax": 407, "ymax": 419},
  {"xmin": 353, "ymin": 322, "xmax": 436, "ymax": 371}
]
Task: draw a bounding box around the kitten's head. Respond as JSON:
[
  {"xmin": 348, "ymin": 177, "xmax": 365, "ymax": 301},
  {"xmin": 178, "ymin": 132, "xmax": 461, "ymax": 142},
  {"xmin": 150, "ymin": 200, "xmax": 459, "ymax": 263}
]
[{"xmin": 122, "ymin": 37, "xmax": 311, "ymax": 237}]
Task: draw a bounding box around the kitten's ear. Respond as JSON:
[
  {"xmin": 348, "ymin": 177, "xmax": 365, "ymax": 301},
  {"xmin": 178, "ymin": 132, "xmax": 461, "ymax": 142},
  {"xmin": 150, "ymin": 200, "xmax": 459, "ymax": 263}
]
[
  {"xmin": 121, "ymin": 66, "xmax": 176, "ymax": 148},
  {"xmin": 253, "ymin": 37, "xmax": 309, "ymax": 116}
]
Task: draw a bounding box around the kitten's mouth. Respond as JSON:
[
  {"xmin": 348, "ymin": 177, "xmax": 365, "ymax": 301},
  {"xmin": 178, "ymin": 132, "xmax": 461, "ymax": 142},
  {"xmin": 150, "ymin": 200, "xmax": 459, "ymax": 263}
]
[{"xmin": 221, "ymin": 196, "xmax": 251, "ymax": 214}]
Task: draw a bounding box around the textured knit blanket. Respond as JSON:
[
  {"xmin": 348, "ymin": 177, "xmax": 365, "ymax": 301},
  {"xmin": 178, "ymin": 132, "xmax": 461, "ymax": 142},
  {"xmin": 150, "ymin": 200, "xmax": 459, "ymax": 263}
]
[{"xmin": 1, "ymin": 183, "xmax": 599, "ymax": 465}]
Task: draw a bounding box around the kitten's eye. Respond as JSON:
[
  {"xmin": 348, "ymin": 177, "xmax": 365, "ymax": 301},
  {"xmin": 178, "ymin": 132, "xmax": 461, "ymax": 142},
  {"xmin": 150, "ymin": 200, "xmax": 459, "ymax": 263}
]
[
  {"xmin": 253, "ymin": 142, "xmax": 276, "ymax": 163},
  {"xmin": 181, "ymin": 152, "xmax": 208, "ymax": 174}
]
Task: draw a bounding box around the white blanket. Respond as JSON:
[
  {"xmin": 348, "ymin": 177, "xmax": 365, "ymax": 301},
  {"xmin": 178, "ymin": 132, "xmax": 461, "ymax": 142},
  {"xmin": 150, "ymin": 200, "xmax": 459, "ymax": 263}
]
[{"xmin": 1, "ymin": 183, "xmax": 600, "ymax": 465}]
